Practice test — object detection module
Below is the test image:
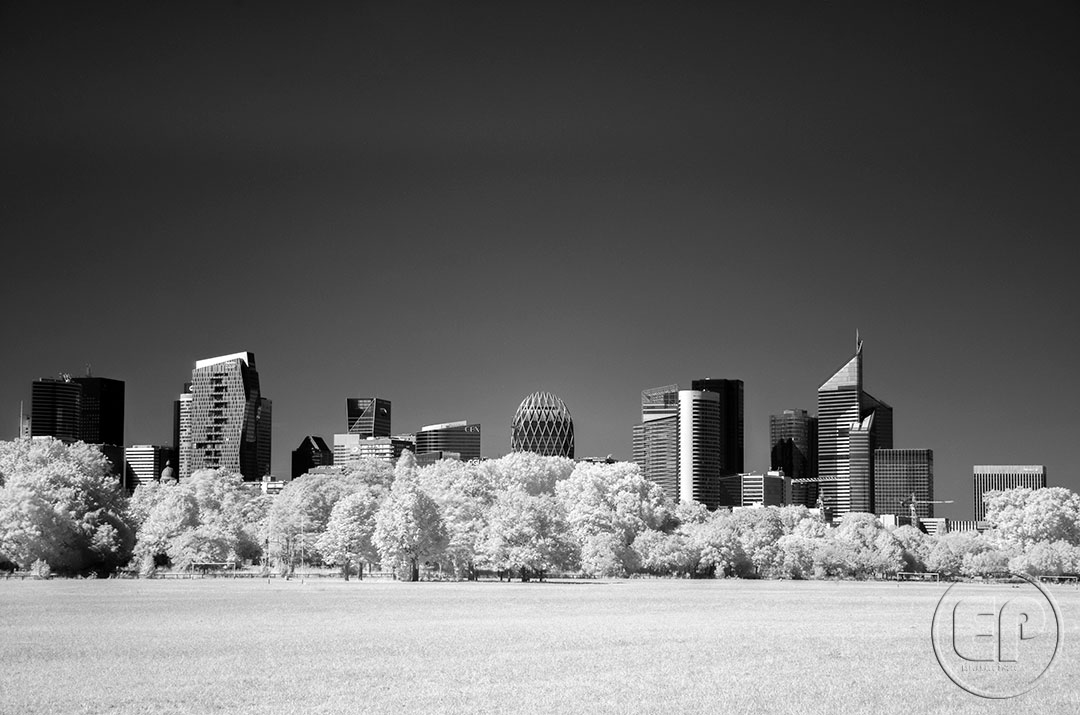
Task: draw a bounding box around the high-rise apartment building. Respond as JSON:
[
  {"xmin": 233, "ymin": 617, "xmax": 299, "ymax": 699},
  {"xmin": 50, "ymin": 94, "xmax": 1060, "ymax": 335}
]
[
  {"xmin": 291, "ymin": 435, "xmax": 332, "ymax": 478},
  {"xmin": 124, "ymin": 445, "xmax": 172, "ymax": 491},
  {"xmin": 414, "ymin": 421, "xmax": 481, "ymax": 461},
  {"xmin": 973, "ymin": 465, "xmax": 1047, "ymax": 521},
  {"xmin": 875, "ymin": 449, "xmax": 934, "ymax": 518},
  {"xmin": 770, "ymin": 408, "xmax": 818, "ymax": 507},
  {"xmin": 31, "ymin": 373, "xmax": 125, "ymax": 476},
  {"xmin": 347, "ymin": 398, "xmax": 391, "ymax": 437},
  {"xmin": 188, "ymin": 352, "xmax": 270, "ymax": 481},
  {"xmin": 633, "ymin": 385, "xmax": 680, "ymax": 500},
  {"xmin": 816, "ymin": 338, "xmax": 893, "ymax": 518},
  {"xmin": 510, "ymin": 391, "xmax": 575, "ymax": 458},
  {"xmin": 690, "ymin": 378, "xmax": 744, "ymax": 476}
]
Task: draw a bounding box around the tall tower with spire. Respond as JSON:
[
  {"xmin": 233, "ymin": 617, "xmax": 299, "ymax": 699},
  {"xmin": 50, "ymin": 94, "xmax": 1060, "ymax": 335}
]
[{"xmin": 816, "ymin": 336, "xmax": 892, "ymax": 517}]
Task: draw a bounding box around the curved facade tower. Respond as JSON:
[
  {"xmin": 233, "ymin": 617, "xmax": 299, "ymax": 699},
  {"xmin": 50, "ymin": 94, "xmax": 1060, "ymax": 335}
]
[{"xmin": 510, "ymin": 391, "xmax": 575, "ymax": 458}]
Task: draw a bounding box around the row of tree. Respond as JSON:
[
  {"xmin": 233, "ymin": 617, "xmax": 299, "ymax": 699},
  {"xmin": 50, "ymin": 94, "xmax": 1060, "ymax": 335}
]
[{"xmin": 3, "ymin": 437, "xmax": 1080, "ymax": 581}]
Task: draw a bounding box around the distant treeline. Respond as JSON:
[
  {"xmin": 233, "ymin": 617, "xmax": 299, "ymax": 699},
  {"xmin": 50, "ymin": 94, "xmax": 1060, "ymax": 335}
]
[{"xmin": 2, "ymin": 438, "xmax": 1078, "ymax": 581}]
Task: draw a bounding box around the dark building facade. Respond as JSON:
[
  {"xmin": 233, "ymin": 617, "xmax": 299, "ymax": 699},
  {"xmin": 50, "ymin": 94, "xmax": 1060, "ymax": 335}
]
[
  {"xmin": 690, "ymin": 378, "xmax": 744, "ymax": 476},
  {"xmin": 875, "ymin": 448, "xmax": 934, "ymax": 518},
  {"xmin": 291, "ymin": 435, "xmax": 333, "ymax": 478},
  {"xmin": 347, "ymin": 398, "xmax": 392, "ymax": 437},
  {"xmin": 31, "ymin": 373, "xmax": 125, "ymax": 476},
  {"xmin": 770, "ymin": 408, "xmax": 818, "ymax": 507},
  {"xmin": 414, "ymin": 421, "xmax": 481, "ymax": 461},
  {"xmin": 30, "ymin": 377, "xmax": 83, "ymax": 442}
]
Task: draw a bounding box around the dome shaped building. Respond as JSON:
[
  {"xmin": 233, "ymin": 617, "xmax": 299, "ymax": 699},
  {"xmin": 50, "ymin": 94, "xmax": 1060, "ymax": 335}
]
[{"xmin": 510, "ymin": 391, "xmax": 575, "ymax": 458}]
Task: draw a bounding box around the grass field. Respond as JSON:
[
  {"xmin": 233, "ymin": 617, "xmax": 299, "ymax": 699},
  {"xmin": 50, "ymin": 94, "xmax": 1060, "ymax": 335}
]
[{"xmin": 1, "ymin": 578, "xmax": 1077, "ymax": 714}]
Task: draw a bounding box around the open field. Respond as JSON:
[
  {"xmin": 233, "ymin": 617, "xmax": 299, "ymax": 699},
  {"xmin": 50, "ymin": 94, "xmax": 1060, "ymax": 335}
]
[{"xmin": 1, "ymin": 578, "xmax": 1077, "ymax": 714}]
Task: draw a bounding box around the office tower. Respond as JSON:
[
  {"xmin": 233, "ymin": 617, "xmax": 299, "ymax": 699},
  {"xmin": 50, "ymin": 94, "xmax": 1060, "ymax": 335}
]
[
  {"xmin": 633, "ymin": 385, "xmax": 680, "ymax": 500},
  {"xmin": 414, "ymin": 421, "xmax": 481, "ymax": 461},
  {"xmin": 510, "ymin": 391, "xmax": 575, "ymax": 458},
  {"xmin": 124, "ymin": 445, "xmax": 172, "ymax": 491},
  {"xmin": 770, "ymin": 408, "xmax": 818, "ymax": 507},
  {"xmin": 816, "ymin": 338, "xmax": 893, "ymax": 518},
  {"xmin": 347, "ymin": 398, "xmax": 391, "ymax": 437},
  {"xmin": 174, "ymin": 384, "xmax": 193, "ymax": 480},
  {"xmin": 973, "ymin": 465, "xmax": 1047, "ymax": 521},
  {"xmin": 31, "ymin": 372, "xmax": 125, "ymax": 476},
  {"xmin": 679, "ymin": 389, "xmax": 722, "ymax": 509},
  {"xmin": 333, "ymin": 434, "xmax": 412, "ymax": 466},
  {"xmin": 188, "ymin": 352, "xmax": 270, "ymax": 481},
  {"xmin": 291, "ymin": 435, "xmax": 332, "ymax": 478},
  {"xmin": 256, "ymin": 397, "xmax": 272, "ymax": 478},
  {"xmin": 874, "ymin": 449, "xmax": 934, "ymax": 518},
  {"xmin": 691, "ymin": 378, "xmax": 744, "ymax": 476},
  {"xmin": 30, "ymin": 376, "xmax": 84, "ymax": 442}
]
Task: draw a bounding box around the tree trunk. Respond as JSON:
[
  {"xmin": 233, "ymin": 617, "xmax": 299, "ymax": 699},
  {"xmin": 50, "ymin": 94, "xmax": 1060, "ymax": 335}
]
[
  {"xmin": 358, "ymin": 561, "xmax": 364, "ymax": 581},
  {"xmin": 520, "ymin": 566, "xmax": 530, "ymax": 582},
  {"xmin": 342, "ymin": 559, "xmax": 350, "ymax": 582},
  {"xmin": 410, "ymin": 559, "xmax": 420, "ymax": 582}
]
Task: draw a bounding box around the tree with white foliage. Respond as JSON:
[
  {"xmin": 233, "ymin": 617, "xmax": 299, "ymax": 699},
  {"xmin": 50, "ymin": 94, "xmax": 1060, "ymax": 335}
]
[
  {"xmin": 555, "ymin": 461, "xmax": 674, "ymax": 577},
  {"xmin": 316, "ymin": 487, "xmax": 381, "ymax": 580},
  {"xmin": 0, "ymin": 438, "xmax": 132, "ymax": 575},
  {"xmin": 479, "ymin": 486, "xmax": 577, "ymax": 581},
  {"xmin": 374, "ymin": 453, "xmax": 447, "ymax": 581}
]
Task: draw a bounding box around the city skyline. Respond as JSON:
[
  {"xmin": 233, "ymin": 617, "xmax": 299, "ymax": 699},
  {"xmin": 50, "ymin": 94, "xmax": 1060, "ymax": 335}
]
[{"xmin": 2, "ymin": 4, "xmax": 1077, "ymax": 519}]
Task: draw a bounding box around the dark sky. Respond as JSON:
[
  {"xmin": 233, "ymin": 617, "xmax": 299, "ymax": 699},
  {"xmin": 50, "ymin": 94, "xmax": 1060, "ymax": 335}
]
[{"xmin": 2, "ymin": 2, "xmax": 1078, "ymax": 519}]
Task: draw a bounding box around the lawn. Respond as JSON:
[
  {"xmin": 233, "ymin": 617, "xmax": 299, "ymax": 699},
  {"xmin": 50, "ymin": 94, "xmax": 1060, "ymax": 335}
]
[{"xmin": 0, "ymin": 578, "xmax": 1076, "ymax": 714}]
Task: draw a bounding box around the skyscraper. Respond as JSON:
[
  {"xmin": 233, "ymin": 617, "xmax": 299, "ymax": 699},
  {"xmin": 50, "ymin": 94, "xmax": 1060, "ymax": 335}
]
[
  {"xmin": 770, "ymin": 409, "xmax": 818, "ymax": 507},
  {"xmin": 679, "ymin": 389, "xmax": 722, "ymax": 509},
  {"xmin": 414, "ymin": 421, "xmax": 481, "ymax": 461},
  {"xmin": 31, "ymin": 372, "xmax": 125, "ymax": 476},
  {"xmin": 973, "ymin": 465, "xmax": 1047, "ymax": 521},
  {"xmin": 510, "ymin": 391, "xmax": 575, "ymax": 458},
  {"xmin": 875, "ymin": 449, "xmax": 934, "ymax": 518},
  {"xmin": 291, "ymin": 435, "xmax": 332, "ymax": 478},
  {"xmin": 690, "ymin": 378, "xmax": 744, "ymax": 476},
  {"xmin": 188, "ymin": 352, "xmax": 270, "ymax": 481},
  {"xmin": 347, "ymin": 398, "xmax": 391, "ymax": 437},
  {"xmin": 633, "ymin": 385, "xmax": 679, "ymax": 500},
  {"xmin": 174, "ymin": 383, "xmax": 193, "ymax": 480},
  {"xmin": 31, "ymin": 376, "xmax": 83, "ymax": 442},
  {"xmin": 816, "ymin": 338, "xmax": 893, "ymax": 518}
]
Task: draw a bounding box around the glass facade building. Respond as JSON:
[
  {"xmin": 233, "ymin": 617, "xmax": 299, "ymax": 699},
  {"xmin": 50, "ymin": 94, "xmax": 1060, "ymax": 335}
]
[
  {"xmin": 188, "ymin": 352, "xmax": 270, "ymax": 481},
  {"xmin": 31, "ymin": 373, "xmax": 125, "ymax": 477},
  {"xmin": 510, "ymin": 391, "xmax": 575, "ymax": 458},
  {"xmin": 770, "ymin": 408, "xmax": 818, "ymax": 507},
  {"xmin": 347, "ymin": 398, "xmax": 392, "ymax": 437},
  {"xmin": 690, "ymin": 378, "xmax": 744, "ymax": 476},
  {"xmin": 414, "ymin": 421, "xmax": 481, "ymax": 461},
  {"xmin": 874, "ymin": 448, "xmax": 934, "ymax": 518},
  {"xmin": 973, "ymin": 465, "xmax": 1047, "ymax": 521},
  {"xmin": 292, "ymin": 435, "xmax": 332, "ymax": 478},
  {"xmin": 816, "ymin": 340, "xmax": 893, "ymax": 518}
]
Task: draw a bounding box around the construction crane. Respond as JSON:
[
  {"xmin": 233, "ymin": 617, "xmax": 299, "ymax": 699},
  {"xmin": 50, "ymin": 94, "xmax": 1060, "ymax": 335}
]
[{"xmin": 899, "ymin": 493, "xmax": 954, "ymax": 532}]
